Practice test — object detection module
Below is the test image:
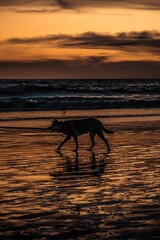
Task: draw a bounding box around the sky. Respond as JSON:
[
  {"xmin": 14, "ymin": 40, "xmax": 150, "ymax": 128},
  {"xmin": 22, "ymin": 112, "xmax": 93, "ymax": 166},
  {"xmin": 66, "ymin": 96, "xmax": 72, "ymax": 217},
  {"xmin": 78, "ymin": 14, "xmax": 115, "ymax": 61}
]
[{"xmin": 0, "ymin": 0, "xmax": 160, "ymax": 79}]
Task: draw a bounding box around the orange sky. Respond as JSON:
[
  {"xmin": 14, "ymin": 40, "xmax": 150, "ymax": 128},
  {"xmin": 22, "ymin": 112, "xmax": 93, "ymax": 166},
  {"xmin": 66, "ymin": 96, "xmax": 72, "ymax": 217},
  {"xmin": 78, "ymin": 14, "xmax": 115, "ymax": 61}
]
[{"xmin": 0, "ymin": 0, "xmax": 160, "ymax": 78}]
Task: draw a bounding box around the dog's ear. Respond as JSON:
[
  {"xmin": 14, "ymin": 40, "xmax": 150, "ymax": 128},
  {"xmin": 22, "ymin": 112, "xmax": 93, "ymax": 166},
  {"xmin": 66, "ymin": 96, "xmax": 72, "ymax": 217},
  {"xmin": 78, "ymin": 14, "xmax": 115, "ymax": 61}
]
[{"xmin": 52, "ymin": 118, "xmax": 58, "ymax": 123}]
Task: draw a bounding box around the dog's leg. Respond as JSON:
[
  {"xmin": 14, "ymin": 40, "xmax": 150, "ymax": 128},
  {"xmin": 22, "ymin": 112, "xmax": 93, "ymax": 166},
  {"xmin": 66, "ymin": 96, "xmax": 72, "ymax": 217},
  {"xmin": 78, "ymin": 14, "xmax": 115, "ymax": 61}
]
[
  {"xmin": 97, "ymin": 131, "xmax": 110, "ymax": 152},
  {"xmin": 57, "ymin": 136, "xmax": 71, "ymax": 150},
  {"xmin": 89, "ymin": 132, "xmax": 96, "ymax": 150},
  {"xmin": 73, "ymin": 135, "xmax": 79, "ymax": 151}
]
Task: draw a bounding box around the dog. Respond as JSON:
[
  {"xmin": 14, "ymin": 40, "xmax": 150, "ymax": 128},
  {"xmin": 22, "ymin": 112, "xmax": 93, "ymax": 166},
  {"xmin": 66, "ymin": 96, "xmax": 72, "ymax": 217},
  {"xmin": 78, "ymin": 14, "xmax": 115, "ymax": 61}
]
[{"xmin": 48, "ymin": 118, "xmax": 114, "ymax": 152}]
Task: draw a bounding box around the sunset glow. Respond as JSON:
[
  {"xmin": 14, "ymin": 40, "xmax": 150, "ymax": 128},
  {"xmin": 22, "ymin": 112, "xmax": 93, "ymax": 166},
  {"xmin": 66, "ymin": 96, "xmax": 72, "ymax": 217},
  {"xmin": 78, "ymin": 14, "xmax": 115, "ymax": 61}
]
[{"xmin": 0, "ymin": 0, "xmax": 160, "ymax": 78}]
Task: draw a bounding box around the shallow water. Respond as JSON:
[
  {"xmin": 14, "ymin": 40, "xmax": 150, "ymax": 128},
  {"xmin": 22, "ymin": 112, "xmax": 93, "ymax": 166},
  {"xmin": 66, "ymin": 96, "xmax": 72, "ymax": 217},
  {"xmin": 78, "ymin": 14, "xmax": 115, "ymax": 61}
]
[{"xmin": 0, "ymin": 120, "xmax": 160, "ymax": 240}]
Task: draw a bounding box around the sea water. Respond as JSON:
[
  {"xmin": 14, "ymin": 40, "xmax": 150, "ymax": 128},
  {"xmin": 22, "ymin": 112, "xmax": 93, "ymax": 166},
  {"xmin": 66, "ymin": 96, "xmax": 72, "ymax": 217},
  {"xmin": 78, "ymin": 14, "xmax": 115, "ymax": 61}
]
[{"xmin": 0, "ymin": 79, "xmax": 159, "ymax": 111}]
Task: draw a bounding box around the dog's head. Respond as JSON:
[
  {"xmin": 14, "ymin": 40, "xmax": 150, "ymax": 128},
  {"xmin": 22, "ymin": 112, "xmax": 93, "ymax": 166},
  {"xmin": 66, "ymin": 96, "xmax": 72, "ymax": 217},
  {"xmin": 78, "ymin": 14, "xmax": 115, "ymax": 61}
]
[{"xmin": 48, "ymin": 119, "xmax": 62, "ymax": 132}]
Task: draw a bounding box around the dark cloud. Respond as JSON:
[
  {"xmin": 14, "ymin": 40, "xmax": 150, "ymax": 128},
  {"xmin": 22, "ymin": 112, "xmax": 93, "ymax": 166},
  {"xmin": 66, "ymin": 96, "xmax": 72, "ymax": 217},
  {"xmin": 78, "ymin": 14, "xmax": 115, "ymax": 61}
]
[
  {"xmin": 0, "ymin": 0, "xmax": 40, "ymax": 7},
  {"xmin": 55, "ymin": 0, "xmax": 72, "ymax": 9},
  {"xmin": 0, "ymin": 58, "xmax": 159, "ymax": 79},
  {"xmin": 11, "ymin": 8, "xmax": 60, "ymax": 13},
  {"xmin": 61, "ymin": 31, "xmax": 160, "ymax": 54},
  {"xmin": 0, "ymin": 0, "xmax": 160, "ymax": 11},
  {"xmin": 1, "ymin": 31, "xmax": 160, "ymax": 54},
  {"xmin": 54, "ymin": 0, "xmax": 160, "ymax": 11},
  {"xmin": 1, "ymin": 34, "xmax": 67, "ymax": 45}
]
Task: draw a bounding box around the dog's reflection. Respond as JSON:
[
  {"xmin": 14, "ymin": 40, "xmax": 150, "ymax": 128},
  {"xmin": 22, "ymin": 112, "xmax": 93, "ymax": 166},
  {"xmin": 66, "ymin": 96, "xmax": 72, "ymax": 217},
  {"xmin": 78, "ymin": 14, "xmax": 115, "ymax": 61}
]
[{"xmin": 51, "ymin": 151, "xmax": 109, "ymax": 179}]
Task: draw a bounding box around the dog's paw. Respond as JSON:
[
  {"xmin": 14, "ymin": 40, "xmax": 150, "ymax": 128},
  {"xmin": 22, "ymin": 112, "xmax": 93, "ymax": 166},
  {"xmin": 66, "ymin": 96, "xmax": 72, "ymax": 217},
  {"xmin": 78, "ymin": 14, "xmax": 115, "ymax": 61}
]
[
  {"xmin": 87, "ymin": 148, "xmax": 92, "ymax": 151},
  {"xmin": 72, "ymin": 149, "xmax": 78, "ymax": 152},
  {"xmin": 56, "ymin": 148, "xmax": 61, "ymax": 153}
]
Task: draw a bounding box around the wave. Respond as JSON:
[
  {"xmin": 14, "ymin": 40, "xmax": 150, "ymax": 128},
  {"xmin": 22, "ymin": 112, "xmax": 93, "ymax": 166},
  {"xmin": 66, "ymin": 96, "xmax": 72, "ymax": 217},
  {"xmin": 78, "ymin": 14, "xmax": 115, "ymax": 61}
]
[
  {"xmin": 0, "ymin": 97, "xmax": 159, "ymax": 111},
  {"xmin": 0, "ymin": 80, "xmax": 159, "ymax": 93},
  {"xmin": 0, "ymin": 79, "xmax": 159, "ymax": 111}
]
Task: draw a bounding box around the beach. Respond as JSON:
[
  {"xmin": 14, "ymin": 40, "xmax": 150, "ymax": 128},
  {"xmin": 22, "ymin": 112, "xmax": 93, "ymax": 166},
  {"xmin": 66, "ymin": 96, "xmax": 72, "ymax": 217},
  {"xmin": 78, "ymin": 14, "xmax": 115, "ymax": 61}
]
[
  {"xmin": 0, "ymin": 110, "xmax": 160, "ymax": 240},
  {"xmin": 1, "ymin": 1, "xmax": 160, "ymax": 239}
]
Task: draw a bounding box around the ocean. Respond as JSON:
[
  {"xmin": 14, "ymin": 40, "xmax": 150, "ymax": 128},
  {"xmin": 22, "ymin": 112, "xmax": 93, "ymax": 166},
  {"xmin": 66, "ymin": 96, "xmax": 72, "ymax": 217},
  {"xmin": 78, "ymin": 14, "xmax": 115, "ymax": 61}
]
[{"xmin": 0, "ymin": 79, "xmax": 159, "ymax": 112}]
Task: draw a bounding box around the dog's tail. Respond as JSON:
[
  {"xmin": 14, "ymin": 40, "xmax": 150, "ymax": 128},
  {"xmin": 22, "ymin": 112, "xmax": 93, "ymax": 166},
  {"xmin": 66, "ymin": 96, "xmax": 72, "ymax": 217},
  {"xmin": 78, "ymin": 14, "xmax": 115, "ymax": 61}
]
[{"xmin": 102, "ymin": 126, "xmax": 114, "ymax": 134}]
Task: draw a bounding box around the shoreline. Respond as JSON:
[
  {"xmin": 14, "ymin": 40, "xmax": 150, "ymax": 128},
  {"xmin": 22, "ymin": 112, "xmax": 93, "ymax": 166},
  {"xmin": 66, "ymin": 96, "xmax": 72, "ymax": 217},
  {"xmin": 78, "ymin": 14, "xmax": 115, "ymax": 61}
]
[
  {"xmin": 0, "ymin": 113, "xmax": 160, "ymax": 132},
  {"xmin": 0, "ymin": 108, "xmax": 160, "ymax": 121}
]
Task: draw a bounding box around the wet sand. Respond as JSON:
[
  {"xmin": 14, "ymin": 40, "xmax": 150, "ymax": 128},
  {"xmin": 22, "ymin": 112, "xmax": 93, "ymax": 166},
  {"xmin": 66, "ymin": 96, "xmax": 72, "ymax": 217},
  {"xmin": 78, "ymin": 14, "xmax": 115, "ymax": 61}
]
[{"xmin": 0, "ymin": 115, "xmax": 160, "ymax": 240}]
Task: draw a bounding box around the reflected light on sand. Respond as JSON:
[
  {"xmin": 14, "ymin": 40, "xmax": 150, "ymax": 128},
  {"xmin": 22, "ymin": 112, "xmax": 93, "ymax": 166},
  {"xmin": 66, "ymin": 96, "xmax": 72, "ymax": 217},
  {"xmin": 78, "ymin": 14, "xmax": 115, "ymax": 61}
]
[{"xmin": 0, "ymin": 118, "xmax": 160, "ymax": 239}]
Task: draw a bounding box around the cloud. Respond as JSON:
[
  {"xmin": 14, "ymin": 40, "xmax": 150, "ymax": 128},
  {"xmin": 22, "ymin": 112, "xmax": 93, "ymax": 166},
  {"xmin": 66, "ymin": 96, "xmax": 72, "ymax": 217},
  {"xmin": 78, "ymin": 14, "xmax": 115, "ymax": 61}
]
[
  {"xmin": 0, "ymin": 34, "xmax": 66, "ymax": 45},
  {"xmin": 1, "ymin": 31, "xmax": 159, "ymax": 54},
  {"xmin": 0, "ymin": 0, "xmax": 160, "ymax": 11},
  {"xmin": 0, "ymin": 58, "xmax": 159, "ymax": 79},
  {"xmin": 60, "ymin": 31, "xmax": 160, "ymax": 54},
  {"xmin": 11, "ymin": 8, "xmax": 60, "ymax": 13},
  {"xmin": 55, "ymin": 0, "xmax": 72, "ymax": 9},
  {"xmin": 0, "ymin": 0, "xmax": 48, "ymax": 7},
  {"xmin": 54, "ymin": 0, "xmax": 160, "ymax": 11}
]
